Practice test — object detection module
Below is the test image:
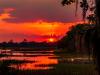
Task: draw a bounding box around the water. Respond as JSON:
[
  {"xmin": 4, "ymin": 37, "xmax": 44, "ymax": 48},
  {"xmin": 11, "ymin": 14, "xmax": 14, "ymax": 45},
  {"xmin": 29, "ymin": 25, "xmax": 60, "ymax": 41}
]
[
  {"xmin": 0, "ymin": 49, "xmax": 97, "ymax": 75},
  {"xmin": 0, "ymin": 49, "xmax": 59, "ymax": 70},
  {"xmin": 0, "ymin": 49, "xmax": 93, "ymax": 70}
]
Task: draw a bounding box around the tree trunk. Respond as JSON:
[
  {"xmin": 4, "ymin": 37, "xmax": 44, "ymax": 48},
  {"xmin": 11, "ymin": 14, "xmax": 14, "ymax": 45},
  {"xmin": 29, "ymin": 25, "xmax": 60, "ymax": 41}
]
[{"xmin": 94, "ymin": 0, "xmax": 100, "ymax": 74}]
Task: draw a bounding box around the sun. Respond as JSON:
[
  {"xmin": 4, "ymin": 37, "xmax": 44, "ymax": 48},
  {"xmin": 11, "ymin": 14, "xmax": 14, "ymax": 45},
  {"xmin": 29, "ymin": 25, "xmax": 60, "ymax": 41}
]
[{"xmin": 47, "ymin": 38, "xmax": 55, "ymax": 42}]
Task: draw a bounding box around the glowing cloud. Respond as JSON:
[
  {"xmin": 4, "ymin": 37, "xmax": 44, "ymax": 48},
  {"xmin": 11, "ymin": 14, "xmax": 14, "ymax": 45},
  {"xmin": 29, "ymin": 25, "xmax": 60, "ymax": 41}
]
[{"xmin": 0, "ymin": 8, "xmax": 15, "ymax": 21}]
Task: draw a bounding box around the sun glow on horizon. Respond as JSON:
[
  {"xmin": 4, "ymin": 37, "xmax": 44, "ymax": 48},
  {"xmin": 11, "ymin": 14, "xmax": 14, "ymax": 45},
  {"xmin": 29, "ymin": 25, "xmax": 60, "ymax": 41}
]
[{"xmin": 47, "ymin": 38, "xmax": 56, "ymax": 42}]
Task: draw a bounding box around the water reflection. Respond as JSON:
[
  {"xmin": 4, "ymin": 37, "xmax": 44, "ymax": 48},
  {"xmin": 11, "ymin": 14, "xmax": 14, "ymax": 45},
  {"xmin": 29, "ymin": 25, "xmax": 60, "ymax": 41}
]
[
  {"xmin": 0, "ymin": 49, "xmax": 58, "ymax": 70},
  {"xmin": 0, "ymin": 49, "xmax": 97, "ymax": 75},
  {"xmin": 11, "ymin": 56, "xmax": 58, "ymax": 70},
  {"xmin": 0, "ymin": 49, "xmax": 93, "ymax": 71}
]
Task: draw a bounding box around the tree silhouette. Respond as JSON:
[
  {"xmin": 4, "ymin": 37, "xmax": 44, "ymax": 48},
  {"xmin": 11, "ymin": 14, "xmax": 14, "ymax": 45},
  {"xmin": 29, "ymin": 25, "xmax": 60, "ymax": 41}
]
[
  {"xmin": 61, "ymin": 0, "xmax": 100, "ymax": 74},
  {"xmin": 87, "ymin": 14, "xmax": 96, "ymax": 24},
  {"xmin": 62, "ymin": 0, "xmax": 89, "ymax": 21}
]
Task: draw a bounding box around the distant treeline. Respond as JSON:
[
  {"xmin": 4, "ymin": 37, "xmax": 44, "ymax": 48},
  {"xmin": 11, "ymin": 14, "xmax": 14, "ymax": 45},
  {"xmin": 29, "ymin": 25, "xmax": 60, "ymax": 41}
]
[{"xmin": 0, "ymin": 40, "xmax": 57, "ymax": 49}]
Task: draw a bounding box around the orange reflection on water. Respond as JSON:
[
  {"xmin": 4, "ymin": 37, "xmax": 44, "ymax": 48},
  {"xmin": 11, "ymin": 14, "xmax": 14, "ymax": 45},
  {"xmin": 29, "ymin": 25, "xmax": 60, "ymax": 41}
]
[
  {"xmin": 0, "ymin": 50, "xmax": 58, "ymax": 70},
  {"xmin": 11, "ymin": 56, "xmax": 58, "ymax": 70}
]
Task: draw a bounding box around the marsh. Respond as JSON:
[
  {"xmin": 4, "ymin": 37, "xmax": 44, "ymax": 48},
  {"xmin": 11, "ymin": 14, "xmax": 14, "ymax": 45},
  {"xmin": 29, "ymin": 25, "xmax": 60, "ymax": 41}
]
[{"xmin": 0, "ymin": 49, "xmax": 98, "ymax": 75}]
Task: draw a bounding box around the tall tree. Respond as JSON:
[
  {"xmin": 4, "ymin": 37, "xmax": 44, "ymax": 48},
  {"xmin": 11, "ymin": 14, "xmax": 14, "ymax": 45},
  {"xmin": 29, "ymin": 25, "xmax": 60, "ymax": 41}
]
[{"xmin": 61, "ymin": 0, "xmax": 100, "ymax": 74}]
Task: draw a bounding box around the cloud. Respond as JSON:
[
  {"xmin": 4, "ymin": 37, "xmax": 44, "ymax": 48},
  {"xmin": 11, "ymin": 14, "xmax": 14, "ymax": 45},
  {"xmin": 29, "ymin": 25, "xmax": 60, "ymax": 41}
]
[
  {"xmin": 0, "ymin": 0, "xmax": 82, "ymax": 23},
  {"xmin": 0, "ymin": 8, "xmax": 15, "ymax": 21}
]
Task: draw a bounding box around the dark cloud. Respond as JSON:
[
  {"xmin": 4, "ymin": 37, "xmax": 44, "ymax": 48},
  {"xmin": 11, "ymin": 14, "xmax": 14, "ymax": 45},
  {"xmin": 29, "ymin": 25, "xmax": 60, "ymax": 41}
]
[{"xmin": 0, "ymin": 0, "xmax": 82, "ymax": 23}]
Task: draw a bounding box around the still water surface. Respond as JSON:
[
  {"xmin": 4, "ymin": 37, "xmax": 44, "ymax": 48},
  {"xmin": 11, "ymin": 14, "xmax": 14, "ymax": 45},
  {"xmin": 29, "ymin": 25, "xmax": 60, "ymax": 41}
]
[{"xmin": 0, "ymin": 49, "xmax": 91, "ymax": 70}]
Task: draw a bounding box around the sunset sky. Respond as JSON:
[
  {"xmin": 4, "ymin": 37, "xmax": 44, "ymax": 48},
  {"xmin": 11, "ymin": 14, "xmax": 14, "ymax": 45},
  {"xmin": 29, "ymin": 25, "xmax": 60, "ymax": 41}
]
[{"xmin": 0, "ymin": 0, "xmax": 82, "ymax": 42}]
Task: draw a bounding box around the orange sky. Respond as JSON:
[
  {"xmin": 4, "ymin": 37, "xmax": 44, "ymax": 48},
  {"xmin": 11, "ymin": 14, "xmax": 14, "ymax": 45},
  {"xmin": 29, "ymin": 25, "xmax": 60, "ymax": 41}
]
[
  {"xmin": 0, "ymin": 19, "xmax": 79, "ymax": 42},
  {"xmin": 0, "ymin": 0, "xmax": 83, "ymax": 42}
]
